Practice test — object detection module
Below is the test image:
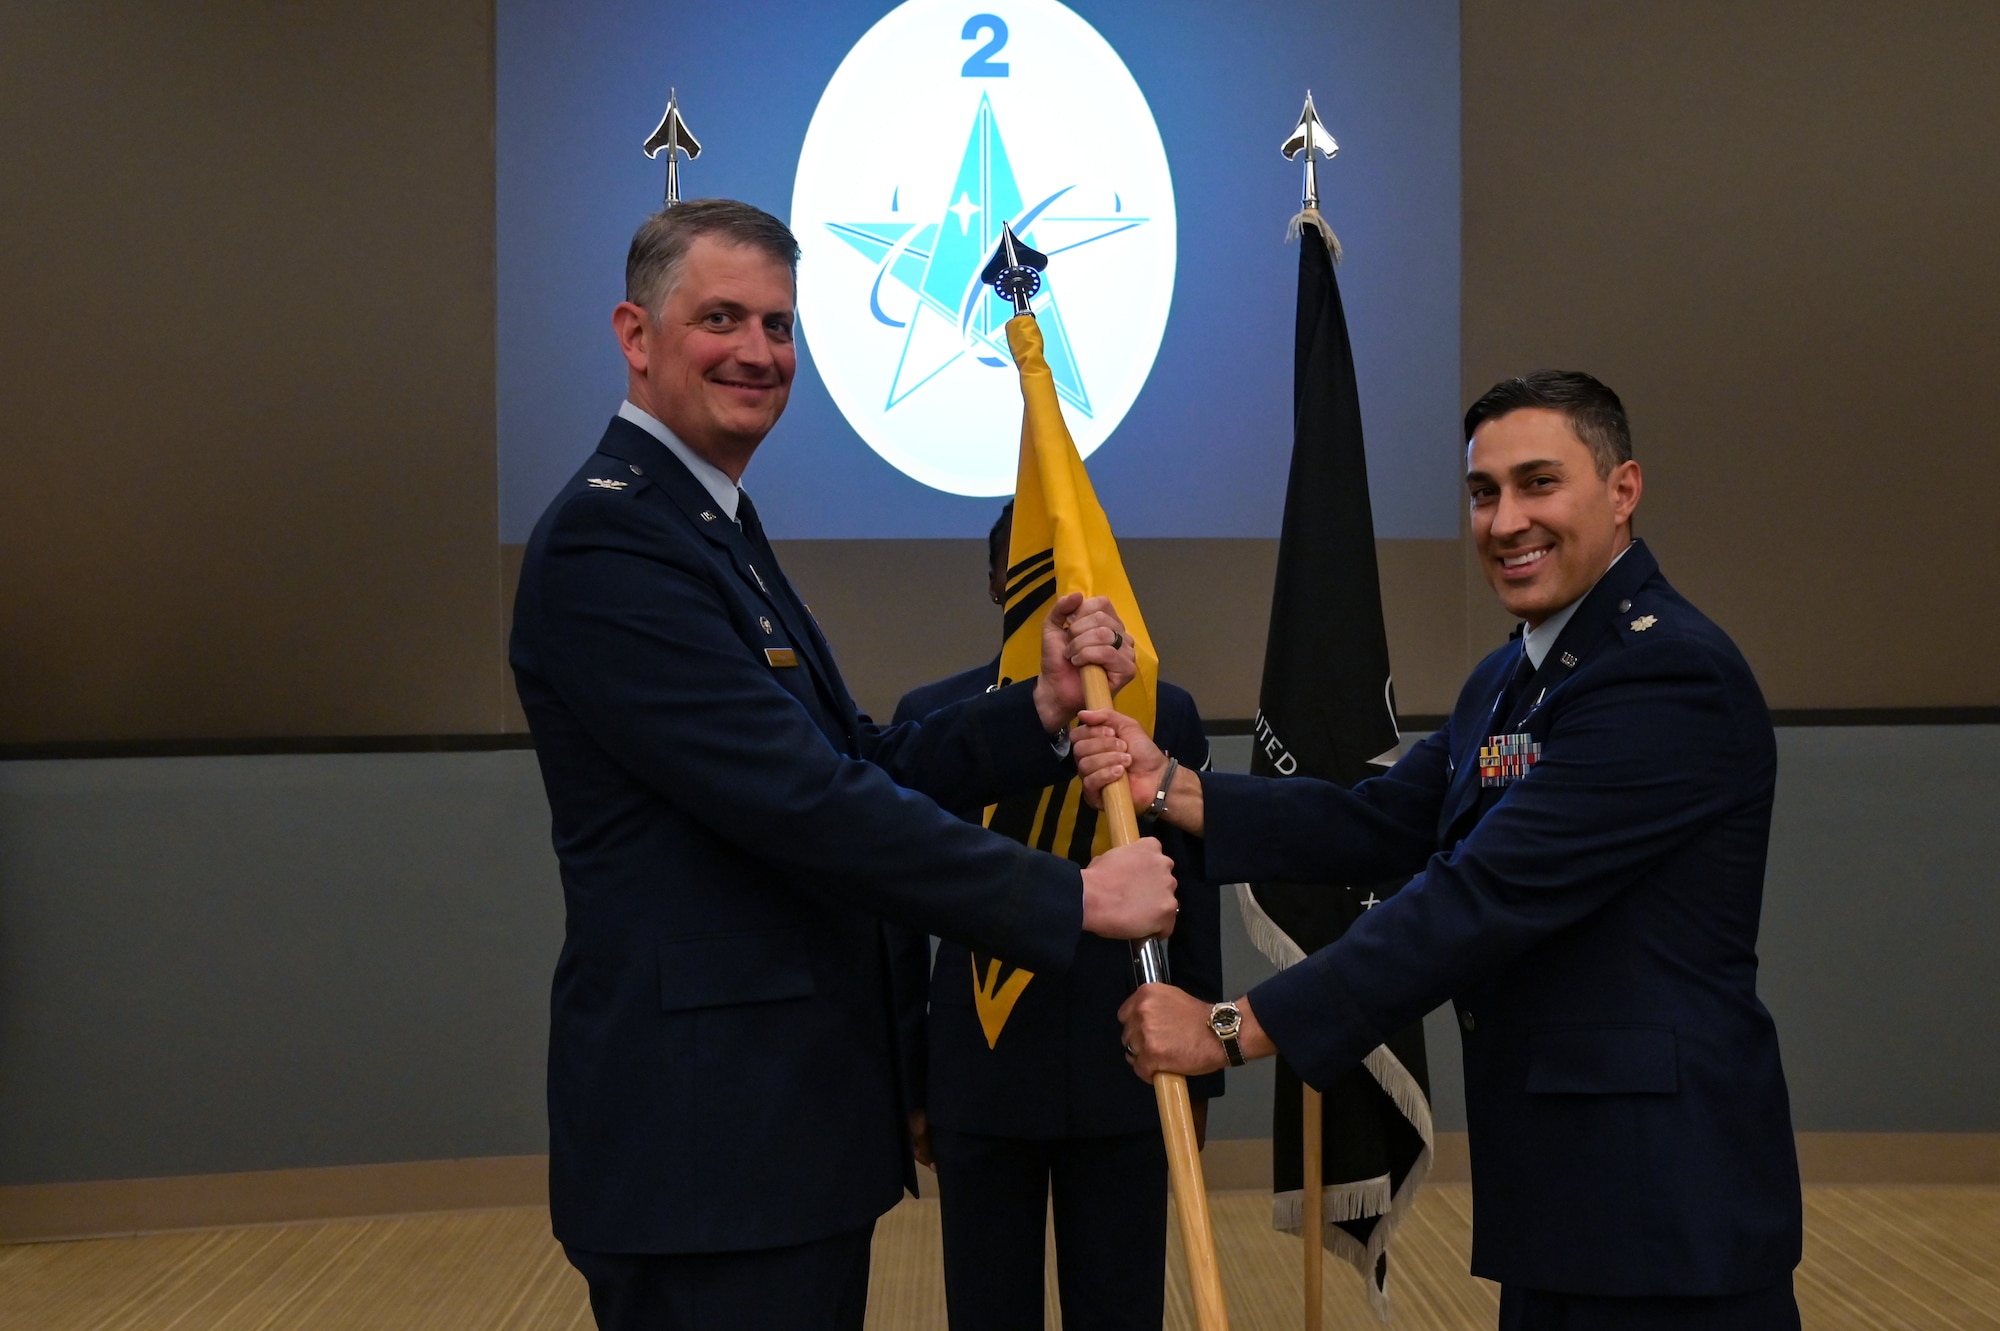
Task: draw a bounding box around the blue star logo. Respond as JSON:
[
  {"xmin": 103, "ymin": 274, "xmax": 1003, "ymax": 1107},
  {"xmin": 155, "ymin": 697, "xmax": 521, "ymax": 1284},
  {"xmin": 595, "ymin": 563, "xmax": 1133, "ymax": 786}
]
[{"xmin": 824, "ymin": 93, "xmax": 1146, "ymax": 418}]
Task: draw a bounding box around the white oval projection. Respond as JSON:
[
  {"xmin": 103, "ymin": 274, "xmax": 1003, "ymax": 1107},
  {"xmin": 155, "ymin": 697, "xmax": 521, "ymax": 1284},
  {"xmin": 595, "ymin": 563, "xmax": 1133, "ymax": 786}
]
[{"xmin": 792, "ymin": 0, "xmax": 1177, "ymax": 497}]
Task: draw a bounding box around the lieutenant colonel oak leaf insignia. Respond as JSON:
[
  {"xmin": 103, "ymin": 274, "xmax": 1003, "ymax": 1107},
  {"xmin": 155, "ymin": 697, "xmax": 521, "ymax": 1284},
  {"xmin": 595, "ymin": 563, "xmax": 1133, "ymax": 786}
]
[
  {"xmin": 971, "ymin": 954, "xmax": 1033, "ymax": 1049},
  {"xmin": 1630, "ymin": 615, "xmax": 1658, "ymax": 632}
]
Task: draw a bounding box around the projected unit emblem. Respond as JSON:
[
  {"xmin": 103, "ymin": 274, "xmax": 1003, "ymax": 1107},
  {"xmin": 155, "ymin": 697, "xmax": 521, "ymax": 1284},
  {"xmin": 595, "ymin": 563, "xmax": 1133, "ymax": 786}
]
[{"xmin": 792, "ymin": 0, "xmax": 1177, "ymax": 497}]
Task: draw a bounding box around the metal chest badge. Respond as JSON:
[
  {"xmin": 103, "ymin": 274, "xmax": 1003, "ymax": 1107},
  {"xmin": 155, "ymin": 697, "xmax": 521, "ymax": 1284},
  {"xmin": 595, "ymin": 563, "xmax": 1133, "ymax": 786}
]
[{"xmin": 1479, "ymin": 732, "xmax": 1543, "ymax": 787}]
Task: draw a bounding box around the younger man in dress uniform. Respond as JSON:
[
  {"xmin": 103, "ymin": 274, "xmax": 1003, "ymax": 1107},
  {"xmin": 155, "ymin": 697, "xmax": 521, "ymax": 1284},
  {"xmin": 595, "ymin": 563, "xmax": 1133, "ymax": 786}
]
[{"xmin": 1085, "ymin": 372, "xmax": 1803, "ymax": 1330}]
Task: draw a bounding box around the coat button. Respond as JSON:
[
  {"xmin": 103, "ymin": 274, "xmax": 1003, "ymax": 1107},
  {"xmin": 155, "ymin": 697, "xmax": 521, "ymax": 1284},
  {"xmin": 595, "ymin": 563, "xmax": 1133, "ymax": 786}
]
[
  {"xmin": 1617, "ymin": 599, "xmax": 1632, "ymax": 613},
  {"xmin": 629, "ymin": 464, "xmax": 644, "ymax": 476},
  {"xmin": 1459, "ymin": 1010, "xmax": 1476, "ymax": 1032}
]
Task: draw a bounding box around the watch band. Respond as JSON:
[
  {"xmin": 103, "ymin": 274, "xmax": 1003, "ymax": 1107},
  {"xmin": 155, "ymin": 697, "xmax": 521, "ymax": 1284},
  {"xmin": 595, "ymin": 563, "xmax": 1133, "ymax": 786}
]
[
  {"xmin": 1209, "ymin": 1001, "xmax": 1246, "ymax": 1067},
  {"xmin": 1146, "ymin": 756, "xmax": 1180, "ymax": 821}
]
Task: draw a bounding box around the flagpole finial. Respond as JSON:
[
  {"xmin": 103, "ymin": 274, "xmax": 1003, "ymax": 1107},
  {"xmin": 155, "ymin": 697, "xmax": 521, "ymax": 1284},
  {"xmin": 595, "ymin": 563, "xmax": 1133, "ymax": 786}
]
[
  {"xmin": 1280, "ymin": 90, "xmax": 1338, "ymax": 212},
  {"xmin": 1281, "ymin": 92, "xmax": 1342, "ymax": 259},
  {"xmin": 980, "ymin": 221, "xmax": 1049, "ymax": 316},
  {"xmin": 643, "ymin": 87, "xmax": 702, "ymax": 207}
]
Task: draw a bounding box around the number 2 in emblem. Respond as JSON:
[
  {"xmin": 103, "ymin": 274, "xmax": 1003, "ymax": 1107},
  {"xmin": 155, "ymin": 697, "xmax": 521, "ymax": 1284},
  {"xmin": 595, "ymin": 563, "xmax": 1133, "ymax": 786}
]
[{"xmin": 961, "ymin": 14, "xmax": 1010, "ymax": 77}]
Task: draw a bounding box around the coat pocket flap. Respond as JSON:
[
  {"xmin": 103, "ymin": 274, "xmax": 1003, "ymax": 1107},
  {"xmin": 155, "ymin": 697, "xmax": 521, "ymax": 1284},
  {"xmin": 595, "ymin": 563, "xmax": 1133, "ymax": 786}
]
[
  {"xmin": 658, "ymin": 929, "xmax": 815, "ymax": 1011},
  {"xmin": 1527, "ymin": 1024, "xmax": 1678, "ymax": 1095}
]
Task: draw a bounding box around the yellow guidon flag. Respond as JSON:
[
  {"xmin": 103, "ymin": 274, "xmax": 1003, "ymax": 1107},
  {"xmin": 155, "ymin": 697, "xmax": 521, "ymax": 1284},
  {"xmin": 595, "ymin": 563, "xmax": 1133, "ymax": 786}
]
[{"xmin": 970, "ymin": 310, "xmax": 1160, "ymax": 1048}]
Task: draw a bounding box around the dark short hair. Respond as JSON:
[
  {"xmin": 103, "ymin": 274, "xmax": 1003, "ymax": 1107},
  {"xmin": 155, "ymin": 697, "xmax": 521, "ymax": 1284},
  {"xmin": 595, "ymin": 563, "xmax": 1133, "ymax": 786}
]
[
  {"xmin": 987, "ymin": 501, "xmax": 1015, "ymax": 574},
  {"xmin": 1464, "ymin": 370, "xmax": 1632, "ymax": 477},
  {"xmin": 625, "ymin": 199, "xmax": 801, "ymax": 313}
]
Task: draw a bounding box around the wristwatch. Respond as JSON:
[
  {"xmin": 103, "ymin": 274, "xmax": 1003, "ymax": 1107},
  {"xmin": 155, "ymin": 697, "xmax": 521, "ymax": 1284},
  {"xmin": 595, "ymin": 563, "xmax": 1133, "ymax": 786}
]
[{"xmin": 1208, "ymin": 1001, "xmax": 1246, "ymax": 1067}]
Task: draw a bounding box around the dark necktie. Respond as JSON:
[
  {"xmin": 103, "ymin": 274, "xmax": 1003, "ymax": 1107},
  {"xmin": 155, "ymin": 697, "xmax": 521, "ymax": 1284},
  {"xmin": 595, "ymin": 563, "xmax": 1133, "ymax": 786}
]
[
  {"xmin": 734, "ymin": 489, "xmax": 838, "ymax": 703},
  {"xmin": 733, "ymin": 488, "xmax": 797, "ymax": 621},
  {"xmin": 734, "ymin": 487, "xmax": 767, "ymax": 547},
  {"xmin": 1495, "ymin": 646, "xmax": 1537, "ymax": 731},
  {"xmin": 733, "ymin": 489, "xmax": 791, "ymax": 601}
]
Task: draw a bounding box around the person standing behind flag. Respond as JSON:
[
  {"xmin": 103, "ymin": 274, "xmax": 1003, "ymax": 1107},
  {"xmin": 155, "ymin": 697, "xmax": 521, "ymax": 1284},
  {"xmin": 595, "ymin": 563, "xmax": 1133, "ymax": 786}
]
[
  {"xmin": 1080, "ymin": 372, "xmax": 1804, "ymax": 1330},
  {"xmin": 890, "ymin": 503, "xmax": 1224, "ymax": 1331}
]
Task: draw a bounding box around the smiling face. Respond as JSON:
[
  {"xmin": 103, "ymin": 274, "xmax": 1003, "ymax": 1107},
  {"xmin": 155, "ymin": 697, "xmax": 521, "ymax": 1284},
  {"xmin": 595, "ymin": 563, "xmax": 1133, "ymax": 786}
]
[
  {"xmin": 1467, "ymin": 407, "xmax": 1643, "ymax": 626},
  {"xmin": 614, "ymin": 234, "xmax": 797, "ymax": 480}
]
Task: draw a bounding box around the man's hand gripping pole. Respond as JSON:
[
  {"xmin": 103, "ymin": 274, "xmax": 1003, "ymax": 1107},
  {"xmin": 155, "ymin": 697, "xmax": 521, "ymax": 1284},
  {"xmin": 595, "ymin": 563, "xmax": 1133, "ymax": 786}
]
[{"xmin": 1081, "ymin": 661, "xmax": 1230, "ymax": 1331}]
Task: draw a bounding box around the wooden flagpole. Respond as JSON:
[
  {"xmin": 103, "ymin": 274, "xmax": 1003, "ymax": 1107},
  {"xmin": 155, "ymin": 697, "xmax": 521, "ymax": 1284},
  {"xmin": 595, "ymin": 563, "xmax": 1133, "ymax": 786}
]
[
  {"xmin": 1081, "ymin": 664, "xmax": 1229, "ymax": 1331},
  {"xmin": 1303, "ymin": 1084, "xmax": 1324, "ymax": 1330}
]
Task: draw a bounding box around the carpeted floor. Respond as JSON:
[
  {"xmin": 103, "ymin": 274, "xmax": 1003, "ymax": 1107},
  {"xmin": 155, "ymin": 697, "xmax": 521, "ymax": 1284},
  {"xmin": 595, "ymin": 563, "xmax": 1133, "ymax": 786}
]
[{"xmin": 2, "ymin": 1184, "xmax": 1995, "ymax": 1329}]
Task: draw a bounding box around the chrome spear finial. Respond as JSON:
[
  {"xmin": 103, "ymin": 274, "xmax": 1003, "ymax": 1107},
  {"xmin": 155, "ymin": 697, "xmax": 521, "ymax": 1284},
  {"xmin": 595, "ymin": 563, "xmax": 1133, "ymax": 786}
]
[
  {"xmin": 642, "ymin": 88, "xmax": 702, "ymax": 207},
  {"xmin": 1280, "ymin": 90, "xmax": 1339, "ymax": 212}
]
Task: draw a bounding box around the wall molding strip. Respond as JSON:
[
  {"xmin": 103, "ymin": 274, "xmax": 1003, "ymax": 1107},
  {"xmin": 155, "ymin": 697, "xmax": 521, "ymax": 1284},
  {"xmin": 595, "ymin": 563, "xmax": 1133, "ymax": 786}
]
[
  {"xmin": 0, "ymin": 735, "xmax": 537, "ymax": 761},
  {"xmin": 1204, "ymin": 709, "xmax": 2000, "ymax": 738},
  {"xmin": 2, "ymin": 708, "xmax": 1994, "ymax": 761}
]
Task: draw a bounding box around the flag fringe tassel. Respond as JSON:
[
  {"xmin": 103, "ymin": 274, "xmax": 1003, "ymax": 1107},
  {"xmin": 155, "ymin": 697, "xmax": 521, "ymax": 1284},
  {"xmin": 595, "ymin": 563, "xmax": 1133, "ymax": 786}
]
[
  {"xmin": 1272, "ymin": 1174, "xmax": 1391, "ymax": 1229},
  {"xmin": 1286, "ymin": 207, "xmax": 1343, "ymax": 262},
  {"xmin": 1237, "ymin": 884, "xmax": 1437, "ymax": 1321},
  {"xmin": 1236, "ymin": 880, "xmax": 1308, "ymax": 970},
  {"xmin": 1272, "ymin": 1129, "xmax": 1435, "ymax": 1322}
]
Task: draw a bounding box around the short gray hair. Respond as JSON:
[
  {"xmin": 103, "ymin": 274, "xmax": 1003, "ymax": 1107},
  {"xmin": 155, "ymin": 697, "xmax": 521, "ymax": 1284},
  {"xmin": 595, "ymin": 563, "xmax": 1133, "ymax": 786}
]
[{"xmin": 624, "ymin": 199, "xmax": 800, "ymax": 314}]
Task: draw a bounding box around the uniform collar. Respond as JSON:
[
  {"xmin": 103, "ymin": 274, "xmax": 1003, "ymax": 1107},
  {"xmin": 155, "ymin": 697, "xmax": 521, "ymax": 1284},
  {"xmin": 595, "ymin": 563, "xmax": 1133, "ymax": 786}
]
[
  {"xmin": 596, "ymin": 416, "xmax": 736, "ymax": 544},
  {"xmin": 617, "ymin": 401, "xmax": 740, "ymax": 522},
  {"xmin": 1501, "ymin": 539, "xmax": 1659, "ymax": 730},
  {"xmin": 1522, "ymin": 540, "xmax": 1638, "ymax": 669},
  {"xmin": 1442, "ymin": 542, "xmax": 1660, "ymax": 836}
]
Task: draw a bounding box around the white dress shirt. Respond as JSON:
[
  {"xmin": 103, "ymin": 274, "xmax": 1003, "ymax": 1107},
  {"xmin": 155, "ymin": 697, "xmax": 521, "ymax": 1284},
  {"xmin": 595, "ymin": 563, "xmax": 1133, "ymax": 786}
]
[
  {"xmin": 1522, "ymin": 541, "xmax": 1635, "ymax": 669},
  {"xmin": 618, "ymin": 400, "xmax": 740, "ymax": 522}
]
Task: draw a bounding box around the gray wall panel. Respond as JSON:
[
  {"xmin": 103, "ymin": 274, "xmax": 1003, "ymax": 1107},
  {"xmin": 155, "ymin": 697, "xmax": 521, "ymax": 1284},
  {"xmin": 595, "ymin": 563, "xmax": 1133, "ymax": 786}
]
[
  {"xmin": 0, "ymin": 754, "xmax": 561, "ymax": 1185},
  {"xmin": 0, "ymin": 726, "xmax": 1991, "ymax": 1185},
  {"xmin": 1759, "ymin": 727, "xmax": 2000, "ymax": 1130}
]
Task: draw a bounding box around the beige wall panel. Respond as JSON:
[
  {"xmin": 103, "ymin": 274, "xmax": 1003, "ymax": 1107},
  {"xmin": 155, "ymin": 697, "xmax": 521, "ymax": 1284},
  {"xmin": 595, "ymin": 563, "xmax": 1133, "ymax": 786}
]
[
  {"xmin": 1379, "ymin": 537, "xmax": 1470, "ymax": 716},
  {"xmin": 1462, "ymin": 1, "xmax": 2000, "ymax": 707},
  {"xmin": 0, "ymin": 4, "xmax": 502, "ymax": 742},
  {"xmin": 1120, "ymin": 539, "xmax": 1276, "ymax": 721}
]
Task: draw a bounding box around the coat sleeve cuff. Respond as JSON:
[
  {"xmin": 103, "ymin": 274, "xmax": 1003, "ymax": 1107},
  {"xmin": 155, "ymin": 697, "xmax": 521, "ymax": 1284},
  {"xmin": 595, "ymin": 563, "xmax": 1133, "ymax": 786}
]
[
  {"xmin": 1248, "ymin": 950, "xmax": 1381, "ymax": 1090},
  {"xmin": 967, "ymin": 680, "xmax": 1071, "ymax": 795},
  {"xmin": 988, "ymin": 852, "xmax": 1085, "ymax": 975}
]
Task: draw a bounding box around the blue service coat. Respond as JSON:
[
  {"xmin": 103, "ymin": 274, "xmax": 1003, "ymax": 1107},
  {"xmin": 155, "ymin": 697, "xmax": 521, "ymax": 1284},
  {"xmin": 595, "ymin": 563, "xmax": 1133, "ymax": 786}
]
[
  {"xmin": 511, "ymin": 417, "xmax": 1088, "ymax": 1255},
  {"xmin": 1198, "ymin": 541, "xmax": 1802, "ymax": 1296},
  {"xmin": 893, "ymin": 669, "xmax": 1225, "ymax": 1137}
]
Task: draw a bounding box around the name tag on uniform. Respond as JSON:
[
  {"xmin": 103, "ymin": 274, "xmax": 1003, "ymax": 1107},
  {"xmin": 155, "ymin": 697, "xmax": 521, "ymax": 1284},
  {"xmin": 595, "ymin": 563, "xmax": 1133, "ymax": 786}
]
[
  {"xmin": 1479, "ymin": 732, "xmax": 1542, "ymax": 787},
  {"xmin": 764, "ymin": 648, "xmax": 798, "ymax": 668}
]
